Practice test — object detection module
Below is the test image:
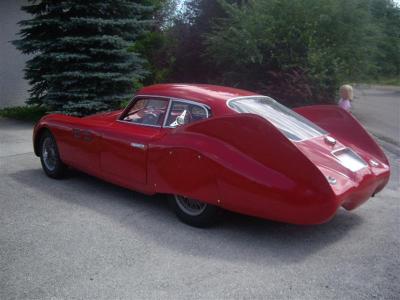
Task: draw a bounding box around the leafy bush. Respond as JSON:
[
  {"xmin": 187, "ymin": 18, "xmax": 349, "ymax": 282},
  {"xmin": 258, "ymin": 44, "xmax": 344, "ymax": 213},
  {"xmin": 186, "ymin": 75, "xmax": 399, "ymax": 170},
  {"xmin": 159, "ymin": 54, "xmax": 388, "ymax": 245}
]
[
  {"xmin": 151, "ymin": 0, "xmax": 399, "ymax": 105},
  {"xmin": 204, "ymin": 0, "xmax": 383, "ymax": 104}
]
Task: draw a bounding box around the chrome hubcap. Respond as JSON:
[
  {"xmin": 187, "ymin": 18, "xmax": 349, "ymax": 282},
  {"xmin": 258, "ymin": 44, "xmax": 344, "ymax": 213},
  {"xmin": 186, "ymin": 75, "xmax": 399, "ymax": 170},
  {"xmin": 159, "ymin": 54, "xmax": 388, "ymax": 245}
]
[
  {"xmin": 175, "ymin": 195, "xmax": 207, "ymax": 216},
  {"xmin": 42, "ymin": 137, "xmax": 57, "ymax": 171}
]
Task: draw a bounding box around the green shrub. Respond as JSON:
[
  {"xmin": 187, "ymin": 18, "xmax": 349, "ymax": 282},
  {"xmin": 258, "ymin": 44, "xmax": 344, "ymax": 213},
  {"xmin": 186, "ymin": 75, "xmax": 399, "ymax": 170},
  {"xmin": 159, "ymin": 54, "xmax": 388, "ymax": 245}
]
[
  {"xmin": 204, "ymin": 0, "xmax": 381, "ymax": 104},
  {"xmin": 0, "ymin": 106, "xmax": 48, "ymax": 122}
]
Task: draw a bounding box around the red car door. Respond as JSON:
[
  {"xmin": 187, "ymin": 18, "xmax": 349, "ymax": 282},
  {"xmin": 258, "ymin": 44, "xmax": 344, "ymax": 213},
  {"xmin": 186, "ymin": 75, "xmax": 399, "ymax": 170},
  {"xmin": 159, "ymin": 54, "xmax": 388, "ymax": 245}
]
[{"xmin": 99, "ymin": 97, "xmax": 168, "ymax": 188}]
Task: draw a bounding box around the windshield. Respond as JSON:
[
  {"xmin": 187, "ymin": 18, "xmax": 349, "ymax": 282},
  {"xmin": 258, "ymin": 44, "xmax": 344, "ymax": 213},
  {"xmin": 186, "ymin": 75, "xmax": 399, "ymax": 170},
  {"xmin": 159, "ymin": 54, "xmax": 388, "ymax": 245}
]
[{"xmin": 228, "ymin": 96, "xmax": 327, "ymax": 141}]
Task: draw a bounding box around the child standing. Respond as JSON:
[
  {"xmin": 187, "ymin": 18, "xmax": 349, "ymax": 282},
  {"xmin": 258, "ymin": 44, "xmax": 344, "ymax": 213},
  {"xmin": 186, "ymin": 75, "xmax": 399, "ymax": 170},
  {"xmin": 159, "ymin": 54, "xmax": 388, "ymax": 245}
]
[{"xmin": 338, "ymin": 84, "xmax": 353, "ymax": 112}]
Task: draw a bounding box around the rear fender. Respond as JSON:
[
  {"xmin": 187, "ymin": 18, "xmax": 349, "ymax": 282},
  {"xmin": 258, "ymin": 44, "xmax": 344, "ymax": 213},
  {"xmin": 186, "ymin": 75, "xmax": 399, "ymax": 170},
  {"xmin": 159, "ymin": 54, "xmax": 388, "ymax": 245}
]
[{"xmin": 149, "ymin": 114, "xmax": 337, "ymax": 224}]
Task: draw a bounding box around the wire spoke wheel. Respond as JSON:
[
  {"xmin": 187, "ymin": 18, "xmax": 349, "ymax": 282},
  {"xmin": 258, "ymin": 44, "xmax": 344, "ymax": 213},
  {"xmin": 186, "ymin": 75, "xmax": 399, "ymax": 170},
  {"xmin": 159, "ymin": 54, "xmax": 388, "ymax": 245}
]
[
  {"xmin": 174, "ymin": 195, "xmax": 208, "ymax": 216},
  {"xmin": 39, "ymin": 131, "xmax": 66, "ymax": 179},
  {"xmin": 42, "ymin": 136, "xmax": 57, "ymax": 172}
]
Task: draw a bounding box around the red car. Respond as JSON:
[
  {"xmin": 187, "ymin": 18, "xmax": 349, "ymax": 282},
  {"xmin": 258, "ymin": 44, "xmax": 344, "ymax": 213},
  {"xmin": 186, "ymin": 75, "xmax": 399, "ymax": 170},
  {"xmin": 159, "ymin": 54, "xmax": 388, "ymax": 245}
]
[{"xmin": 33, "ymin": 84, "xmax": 390, "ymax": 227}]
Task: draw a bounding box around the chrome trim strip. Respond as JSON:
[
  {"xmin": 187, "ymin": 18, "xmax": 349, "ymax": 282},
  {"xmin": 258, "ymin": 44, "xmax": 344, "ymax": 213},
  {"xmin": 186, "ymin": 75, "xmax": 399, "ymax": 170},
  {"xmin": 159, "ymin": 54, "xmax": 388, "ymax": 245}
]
[
  {"xmin": 117, "ymin": 120, "xmax": 163, "ymax": 128},
  {"xmin": 130, "ymin": 142, "xmax": 146, "ymax": 150},
  {"xmin": 163, "ymin": 99, "xmax": 174, "ymax": 127},
  {"xmin": 369, "ymin": 159, "xmax": 379, "ymax": 167}
]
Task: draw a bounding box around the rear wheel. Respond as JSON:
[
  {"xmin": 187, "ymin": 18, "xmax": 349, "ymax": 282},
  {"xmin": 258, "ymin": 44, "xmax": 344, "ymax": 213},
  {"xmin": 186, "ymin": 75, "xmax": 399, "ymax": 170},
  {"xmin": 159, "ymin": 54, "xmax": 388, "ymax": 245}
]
[
  {"xmin": 169, "ymin": 195, "xmax": 220, "ymax": 227},
  {"xmin": 39, "ymin": 131, "xmax": 66, "ymax": 179}
]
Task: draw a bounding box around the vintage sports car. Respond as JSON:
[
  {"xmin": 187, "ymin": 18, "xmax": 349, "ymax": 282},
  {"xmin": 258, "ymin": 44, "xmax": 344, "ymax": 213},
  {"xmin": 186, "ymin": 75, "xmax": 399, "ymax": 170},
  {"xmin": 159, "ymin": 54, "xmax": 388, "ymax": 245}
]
[{"xmin": 33, "ymin": 84, "xmax": 390, "ymax": 227}]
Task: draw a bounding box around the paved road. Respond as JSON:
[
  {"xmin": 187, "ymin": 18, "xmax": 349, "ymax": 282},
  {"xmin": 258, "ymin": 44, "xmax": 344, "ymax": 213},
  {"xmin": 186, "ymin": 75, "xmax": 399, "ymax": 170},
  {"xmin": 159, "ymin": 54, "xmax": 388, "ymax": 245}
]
[
  {"xmin": 1, "ymin": 88, "xmax": 399, "ymax": 299},
  {"xmin": 353, "ymin": 85, "xmax": 400, "ymax": 148}
]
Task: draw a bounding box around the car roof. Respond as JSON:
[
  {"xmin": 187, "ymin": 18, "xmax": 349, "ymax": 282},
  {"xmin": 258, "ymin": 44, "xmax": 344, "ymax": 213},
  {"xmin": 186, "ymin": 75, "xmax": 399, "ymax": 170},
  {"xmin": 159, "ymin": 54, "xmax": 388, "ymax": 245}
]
[{"xmin": 137, "ymin": 84, "xmax": 260, "ymax": 114}]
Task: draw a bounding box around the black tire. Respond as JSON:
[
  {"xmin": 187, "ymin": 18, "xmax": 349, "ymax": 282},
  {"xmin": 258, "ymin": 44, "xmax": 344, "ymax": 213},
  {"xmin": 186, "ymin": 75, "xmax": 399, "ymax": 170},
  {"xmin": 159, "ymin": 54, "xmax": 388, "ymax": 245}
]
[
  {"xmin": 169, "ymin": 195, "xmax": 220, "ymax": 227},
  {"xmin": 39, "ymin": 130, "xmax": 66, "ymax": 179}
]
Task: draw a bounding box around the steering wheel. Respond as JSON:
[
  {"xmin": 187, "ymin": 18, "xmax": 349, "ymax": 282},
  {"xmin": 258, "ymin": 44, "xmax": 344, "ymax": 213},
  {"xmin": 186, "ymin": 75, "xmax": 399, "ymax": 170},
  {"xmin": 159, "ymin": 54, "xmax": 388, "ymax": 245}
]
[{"xmin": 182, "ymin": 109, "xmax": 193, "ymax": 124}]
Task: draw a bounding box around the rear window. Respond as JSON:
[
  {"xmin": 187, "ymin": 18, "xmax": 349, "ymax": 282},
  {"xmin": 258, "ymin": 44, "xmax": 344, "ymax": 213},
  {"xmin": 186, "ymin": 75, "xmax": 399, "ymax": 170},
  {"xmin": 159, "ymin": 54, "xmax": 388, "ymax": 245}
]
[{"xmin": 228, "ymin": 96, "xmax": 327, "ymax": 141}]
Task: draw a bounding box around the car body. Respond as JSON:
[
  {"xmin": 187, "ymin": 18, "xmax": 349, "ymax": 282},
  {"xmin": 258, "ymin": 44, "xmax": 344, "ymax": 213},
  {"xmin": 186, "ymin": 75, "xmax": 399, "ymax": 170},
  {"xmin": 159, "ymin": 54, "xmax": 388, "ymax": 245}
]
[{"xmin": 33, "ymin": 84, "xmax": 390, "ymax": 226}]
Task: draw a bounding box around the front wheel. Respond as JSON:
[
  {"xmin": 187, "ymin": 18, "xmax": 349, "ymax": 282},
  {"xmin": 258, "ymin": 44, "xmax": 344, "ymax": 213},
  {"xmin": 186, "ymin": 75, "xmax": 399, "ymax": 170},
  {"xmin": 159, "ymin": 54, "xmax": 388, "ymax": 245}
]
[
  {"xmin": 39, "ymin": 131, "xmax": 66, "ymax": 179},
  {"xmin": 169, "ymin": 195, "xmax": 220, "ymax": 227}
]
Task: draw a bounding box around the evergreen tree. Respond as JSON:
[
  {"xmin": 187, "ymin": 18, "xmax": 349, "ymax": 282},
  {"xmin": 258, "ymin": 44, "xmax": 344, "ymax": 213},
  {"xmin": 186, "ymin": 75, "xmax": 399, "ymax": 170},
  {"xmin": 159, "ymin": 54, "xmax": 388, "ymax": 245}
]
[{"xmin": 14, "ymin": 0, "xmax": 153, "ymax": 115}]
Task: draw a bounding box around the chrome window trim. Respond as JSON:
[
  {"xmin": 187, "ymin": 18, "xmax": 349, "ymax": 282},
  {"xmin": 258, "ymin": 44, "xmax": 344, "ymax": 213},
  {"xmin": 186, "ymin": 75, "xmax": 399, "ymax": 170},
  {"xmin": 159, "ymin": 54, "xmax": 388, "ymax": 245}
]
[
  {"xmin": 162, "ymin": 99, "xmax": 174, "ymax": 127},
  {"xmin": 163, "ymin": 98, "xmax": 211, "ymax": 128},
  {"xmin": 226, "ymin": 95, "xmax": 274, "ymax": 111},
  {"xmin": 226, "ymin": 95, "xmax": 328, "ymax": 142},
  {"xmin": 118, "ymin": 95, "xmax": 212, "ymax": 129},
  {"xmin": 117, "ymin": 119, "xmax": 164, "ymax": 128},
  {"xmin": 118, "ymin": 95, "xmax": 171, "ymax": 128}
]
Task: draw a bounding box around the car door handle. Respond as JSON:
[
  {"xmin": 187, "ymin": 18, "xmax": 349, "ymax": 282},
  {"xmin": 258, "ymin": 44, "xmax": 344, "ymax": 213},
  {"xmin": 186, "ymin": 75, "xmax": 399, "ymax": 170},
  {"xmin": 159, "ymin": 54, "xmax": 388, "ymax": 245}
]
[
  {"xmin": 130, "ymin": 142, "xmax": 146, "ymax": 150},
  {"xmin": 82, "ymin": 130, "xmax": 93, "ymax": 142}
]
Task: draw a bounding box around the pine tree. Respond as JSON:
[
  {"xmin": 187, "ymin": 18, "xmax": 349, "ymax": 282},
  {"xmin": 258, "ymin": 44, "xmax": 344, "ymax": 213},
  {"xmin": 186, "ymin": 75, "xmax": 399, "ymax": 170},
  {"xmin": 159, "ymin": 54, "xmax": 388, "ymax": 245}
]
[{"xmin": 14, "ymin": 0, "xmax": 153, "ymax": 115}]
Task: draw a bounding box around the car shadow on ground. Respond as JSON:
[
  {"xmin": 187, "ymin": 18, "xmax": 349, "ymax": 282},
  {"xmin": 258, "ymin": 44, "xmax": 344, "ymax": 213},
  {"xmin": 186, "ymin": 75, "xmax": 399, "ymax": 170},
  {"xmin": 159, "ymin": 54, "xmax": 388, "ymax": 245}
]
[{"xmin": 10, "ymin": 167, "xmax": 364, "ymax": 266}]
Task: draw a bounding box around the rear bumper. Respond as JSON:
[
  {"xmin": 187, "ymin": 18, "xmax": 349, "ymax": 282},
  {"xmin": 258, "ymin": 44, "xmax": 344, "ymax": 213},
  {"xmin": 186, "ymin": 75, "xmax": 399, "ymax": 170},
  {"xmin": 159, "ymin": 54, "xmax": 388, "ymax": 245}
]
[
  {"xmin": 338, "ymin": 167, "xmax": 390, "ymax": 210},
  {"xmin": 289, "ymin": 167, "xmax": 390, "ymax": 224}
]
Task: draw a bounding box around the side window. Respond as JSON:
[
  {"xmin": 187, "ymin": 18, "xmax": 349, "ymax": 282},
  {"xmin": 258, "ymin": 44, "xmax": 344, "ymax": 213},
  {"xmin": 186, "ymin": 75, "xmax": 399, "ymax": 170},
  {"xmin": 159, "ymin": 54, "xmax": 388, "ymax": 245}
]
[
  {"xmin": 122, "ymin": 98, "xmax": 168, "ymax": 126},
  {"xmin": 166, "ymin": 100, "xmax": 210, "ymax": 128}
]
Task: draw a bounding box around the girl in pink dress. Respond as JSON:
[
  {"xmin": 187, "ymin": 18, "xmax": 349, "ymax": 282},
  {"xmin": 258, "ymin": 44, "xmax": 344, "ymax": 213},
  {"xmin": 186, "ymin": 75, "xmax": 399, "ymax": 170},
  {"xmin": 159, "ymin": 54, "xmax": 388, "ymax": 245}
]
[{"xmin": 338, "ymin": 84, "xmax": 353, "ymax": 112}]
